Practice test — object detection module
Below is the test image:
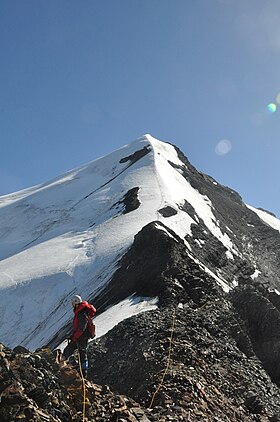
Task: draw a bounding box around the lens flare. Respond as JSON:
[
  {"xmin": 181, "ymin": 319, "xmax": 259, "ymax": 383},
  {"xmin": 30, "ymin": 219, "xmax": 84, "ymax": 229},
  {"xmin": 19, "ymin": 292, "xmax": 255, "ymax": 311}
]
[
  {"xmin": 215, "ymin": 139, "xmax": 232, "ymax": 156},
  {"xmin": 276, "ymin": 93, "xmax": 280, "ymax": 104},
  {"xmin": 267, "ymin": 103, "xmax": 277, "ymax": 113}
]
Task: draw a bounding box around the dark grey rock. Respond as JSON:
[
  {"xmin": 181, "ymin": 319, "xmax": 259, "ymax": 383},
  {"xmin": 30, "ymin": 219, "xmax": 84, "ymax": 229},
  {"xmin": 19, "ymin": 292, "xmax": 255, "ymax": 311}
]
[{"xmin": 158, "ymin": 206, "xmax": 178, "ymax": 217}]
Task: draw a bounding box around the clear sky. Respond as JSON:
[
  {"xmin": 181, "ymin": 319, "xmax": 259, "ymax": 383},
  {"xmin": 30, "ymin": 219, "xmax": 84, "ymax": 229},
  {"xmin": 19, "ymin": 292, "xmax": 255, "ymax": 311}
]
[{"xmin": 1, "ymin": 0, "xmax": 280, "ymax": 216}]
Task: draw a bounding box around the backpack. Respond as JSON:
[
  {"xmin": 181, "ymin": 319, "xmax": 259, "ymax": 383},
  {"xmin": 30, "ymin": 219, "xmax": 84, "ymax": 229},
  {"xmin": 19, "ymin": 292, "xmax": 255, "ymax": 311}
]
[{"xmin": 87, "ymin": 303, "xmax": 96, "ymax": 338}]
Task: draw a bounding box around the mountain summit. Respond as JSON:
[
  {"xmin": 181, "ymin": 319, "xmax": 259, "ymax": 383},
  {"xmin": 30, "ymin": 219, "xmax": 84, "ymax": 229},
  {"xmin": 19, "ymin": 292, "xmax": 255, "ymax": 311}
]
[
  {"xmin": 1, "ymin": 134, "xmax": 280, "ymax": 350},
  {"xmin": 2, "ymin": 135, "xmax": 280, "ymax": 419}
]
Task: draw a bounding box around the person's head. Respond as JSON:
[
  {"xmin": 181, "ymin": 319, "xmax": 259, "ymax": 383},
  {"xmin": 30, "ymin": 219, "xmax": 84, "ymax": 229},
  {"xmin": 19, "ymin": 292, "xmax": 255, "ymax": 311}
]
[{"xmin": 71, "ymin": 295, "xmax": 82, "ymax": 309}]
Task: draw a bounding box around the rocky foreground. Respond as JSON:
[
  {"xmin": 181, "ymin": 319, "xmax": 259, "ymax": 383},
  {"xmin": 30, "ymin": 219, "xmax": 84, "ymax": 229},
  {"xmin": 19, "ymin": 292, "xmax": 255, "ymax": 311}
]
[
  {"xmin": 0, "ymin": 343, "xmax": 153, "ymax": 421},
  {"xmin": 2, "ymin": 281, "xmax": 280, "ymax": 422}
]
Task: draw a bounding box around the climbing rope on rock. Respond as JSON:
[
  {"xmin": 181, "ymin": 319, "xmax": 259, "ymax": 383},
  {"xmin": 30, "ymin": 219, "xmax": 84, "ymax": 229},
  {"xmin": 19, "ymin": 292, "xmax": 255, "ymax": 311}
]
[
  {"xmin": 77, "ymin": 346, "xmax": 87, "ymax": 422},
  {"xmin": 149, "ymin": 309, "xmax": 176, "ymax": 409}
]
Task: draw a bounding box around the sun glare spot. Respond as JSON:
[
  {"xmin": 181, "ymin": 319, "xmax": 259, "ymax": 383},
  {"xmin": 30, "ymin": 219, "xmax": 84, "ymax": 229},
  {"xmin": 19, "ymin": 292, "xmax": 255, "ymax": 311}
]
[
  {"xmin": 215, "ymin": 139, "xmax": 232, "ymax": 156},
  {"xmin": 267, "ymin": 103, "xmax": 277, "ymax": 113}
]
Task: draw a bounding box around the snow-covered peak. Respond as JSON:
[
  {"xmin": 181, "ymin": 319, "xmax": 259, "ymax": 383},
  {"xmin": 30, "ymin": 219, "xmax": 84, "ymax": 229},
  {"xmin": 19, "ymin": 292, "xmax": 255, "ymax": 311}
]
[{"xmin": 1, "ymin": 135, "xmax": 274, "ymax": 350}]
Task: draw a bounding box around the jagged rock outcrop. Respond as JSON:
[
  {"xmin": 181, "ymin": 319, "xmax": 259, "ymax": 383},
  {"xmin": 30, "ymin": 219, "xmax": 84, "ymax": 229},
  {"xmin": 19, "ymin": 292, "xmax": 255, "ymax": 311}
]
[
  {"xmin": 230, "ymin": 283, "xmax": 280, "ymax": 385},
  {"xmin": 85, "ymin": 223, "xmax": 280, "ymax": 421},
  {"xmin": 89, "ymin": 301, "xmax": 280, "ymax": 421}
]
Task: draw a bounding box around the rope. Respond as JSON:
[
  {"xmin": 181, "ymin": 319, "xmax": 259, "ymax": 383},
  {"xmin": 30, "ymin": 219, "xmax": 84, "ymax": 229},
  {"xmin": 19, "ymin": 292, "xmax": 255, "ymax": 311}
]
[
  {"xmin": 149, "ymin": 309, "xmax": 176, "ymax": 409},
  {"xmin": 77, "ymin": 345, "xmax": 87, "ymax": 422}
]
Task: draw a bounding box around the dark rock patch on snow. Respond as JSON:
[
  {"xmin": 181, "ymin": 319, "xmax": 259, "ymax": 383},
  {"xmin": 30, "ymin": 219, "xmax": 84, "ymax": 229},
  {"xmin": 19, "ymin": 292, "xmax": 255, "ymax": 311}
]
[
  {"xmin": 119, "ymin": 146, "xmax": 151, "ymax": 164},
  {"xmin": 167, "ymin": 160, "xmax": 188, "ymax": 178},
  {"xmin": 178, "ymin": 200, "xmax": 197, "ymax": 221},
  {"xmin": 113, "ymin": 187, "xmax": 141, "ymax": 214},
  {"xmin": 123, "ymin": 187, "xmax": 140, "ymax": 214},
  {"xmin": 158, "ymin": 206, "xmax": 177, "ymax": 217}
]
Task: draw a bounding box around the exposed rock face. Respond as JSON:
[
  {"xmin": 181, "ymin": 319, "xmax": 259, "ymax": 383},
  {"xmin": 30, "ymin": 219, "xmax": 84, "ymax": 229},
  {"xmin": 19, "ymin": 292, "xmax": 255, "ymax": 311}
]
[
  {"xmin": 85, "ymin": 222, "xmax": 280, "ymax": 421},
  {"xmin": 89, "ymin": 303, "xmax": 280, "ymax": 421},
  {"xmin": 158, "ymin": 206, "xmax": 178, "ymax": 217},
  {"xmin": 230, "ymin": 283, "xmax": 280, "ymax": 385},
  {"xmin": 90, "ymin": 222, "xmax": 190, "ymax": 314},
  {"xmin": 123, "ymin": 187, "xmax": 141, "ymax": 214},
  {"xmin": 171, "ymin": 143, "xmax": 280, "ymax": 292},
  {"xmin": 119, "ymin": 146, "xmax": 151, "ymax": 164},
  {"xmin": 113, "ymin": 187, "xmax": 141, "ymax": 214}
]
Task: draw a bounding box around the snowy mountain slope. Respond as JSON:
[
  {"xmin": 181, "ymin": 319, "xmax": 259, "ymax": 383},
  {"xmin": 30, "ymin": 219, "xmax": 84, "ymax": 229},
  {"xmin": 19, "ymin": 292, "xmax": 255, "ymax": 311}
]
[
  {"xmin": 246, "ymin": 204, "xmax": 280, "ymax": 233},
  {"xmin": 1, "ymin": 134, "xmax": 280, "ymax": 351}
]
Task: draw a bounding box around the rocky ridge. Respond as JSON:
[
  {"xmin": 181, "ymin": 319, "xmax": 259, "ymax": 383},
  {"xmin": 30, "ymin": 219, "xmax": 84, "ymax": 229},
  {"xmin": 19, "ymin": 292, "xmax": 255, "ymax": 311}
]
[{"xmin": 87, "ymin": 222, "xmax": 280, "ymax": 421}]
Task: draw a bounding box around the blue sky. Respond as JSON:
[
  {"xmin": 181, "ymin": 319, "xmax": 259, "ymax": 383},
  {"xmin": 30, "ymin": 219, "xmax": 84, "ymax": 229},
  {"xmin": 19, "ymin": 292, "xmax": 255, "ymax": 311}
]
[{"xmin": 1, "ymin": 0, "xmax": 280, "ymax": 216}]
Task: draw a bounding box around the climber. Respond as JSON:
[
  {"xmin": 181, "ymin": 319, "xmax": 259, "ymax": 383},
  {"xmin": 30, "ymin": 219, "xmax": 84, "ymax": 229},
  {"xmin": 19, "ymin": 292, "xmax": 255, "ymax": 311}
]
[{"xmin": 63, "ymin": 295, "xmax": 96, "ymax": 377}]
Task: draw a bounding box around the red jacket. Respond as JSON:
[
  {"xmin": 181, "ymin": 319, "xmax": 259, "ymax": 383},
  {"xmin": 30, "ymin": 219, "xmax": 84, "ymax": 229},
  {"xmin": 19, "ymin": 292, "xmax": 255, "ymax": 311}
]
[{"xmin": 72, "ymin": 301, "xmax": 96, "ymax": 342}]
